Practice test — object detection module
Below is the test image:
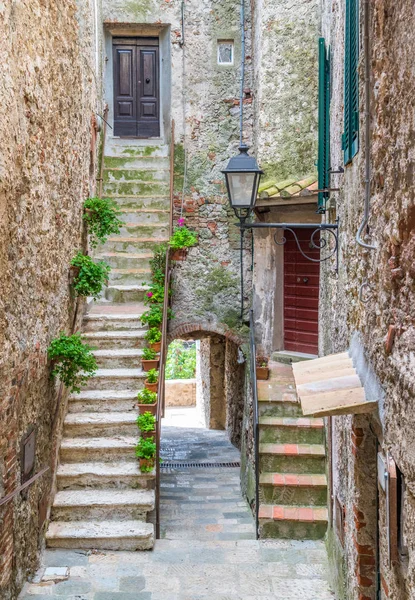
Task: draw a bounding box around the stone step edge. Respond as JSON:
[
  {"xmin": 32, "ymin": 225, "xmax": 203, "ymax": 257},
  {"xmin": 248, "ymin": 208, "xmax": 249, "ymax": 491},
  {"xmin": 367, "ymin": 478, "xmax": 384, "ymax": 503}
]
[
  {"xmin": 52, "ymin": 489, "xmax": 154, "ymax": 510},
  {"xmin": 46, "ymin": 520, "xmax": 154, "ymax": 540},
  {"xmin": 259, "ymin": 473, "xmax": 327, "ymax": 487},
  {"xmin": 69, "ymin": 390, "xmax": 139, "ymax": 400},
  {"xmin": 258, "ymin": 504, "xmax": 328, "ymax": 522},
  {"xmin": 64, "ymin": 412, "xmax": 138, "ymax": 425},
  {"xmin": 258, "ymin": 396, "xmax": 299, "ymax": 405},
  {"xmin": 259, "ymin": 444, "xmax": 325, "ymax": 457},
  {"xmin": 83, "ymin": 330, "xmax": 146, "ymax": 338},
  {"xmin": 259, "ymin": 417, "xmax": 324, "ymax": 429},
  {"xmin": 57, "ymin": 462, "xmax": 155, "ymax": 478}
]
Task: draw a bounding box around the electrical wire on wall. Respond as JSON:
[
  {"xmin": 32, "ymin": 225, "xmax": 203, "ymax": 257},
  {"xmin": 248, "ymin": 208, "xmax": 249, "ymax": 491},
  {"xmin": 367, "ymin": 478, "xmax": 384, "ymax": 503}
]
[{"xmin": 179, "ymin": 0, "xmax": 188, "ymax": 219}]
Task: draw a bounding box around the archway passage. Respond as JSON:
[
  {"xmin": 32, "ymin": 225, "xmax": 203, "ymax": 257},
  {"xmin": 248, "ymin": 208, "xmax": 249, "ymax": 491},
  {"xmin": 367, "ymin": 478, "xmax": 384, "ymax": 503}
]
[{"xmin": 159, "ymin": 332, "xmax": 255, "ymax": 540}]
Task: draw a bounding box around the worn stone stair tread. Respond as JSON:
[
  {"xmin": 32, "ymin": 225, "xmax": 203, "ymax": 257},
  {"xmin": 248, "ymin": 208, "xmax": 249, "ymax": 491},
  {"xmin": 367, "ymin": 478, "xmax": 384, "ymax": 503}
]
[
  {"xmin": 259, "ymin": 443, "xmax": 326, "ymax": 456},
  {"xmin": 111, "ymin": 268, "xmax": 151, "ymax": 274},
  {"xmin": 61, "ymin": 436, "xmax": 137, "ymax": 450},
  {"xmin": 97, "ymin": 251, "xmax": 154, "ymax": 258},
  {"xmin": 57, "ymin": 461, "xmax": 155, "ymax": 479},
  {"xmin": 258, "ymin": 504, "xmax": 328, "ymax": 522},
  {"xmin": 85, "ymin": 312, "xmax": 145, "ymax": 322},
  {"xmin": 107, "ymin": 237, "xmax": 169, "ymax": 243},
  {"xmin": 89, "ymin": 368, "xmax": 145, "ymax": 378},
  {"xmin": 64, "ymin": 412, "xmax": 138, "ymax": 426},
  {"xmin": 46, "ymin": 520, "xmax": 154, "ymax": 544},
  {"xmin": 260, "ymin": 473, "xmax": 327, "ymax": 487},
  {"xmin": 69, "ymin": 390, "xmax": 138, "ymax": 401},
  {"xmin": 105, "ymin": 284, "xmax": 150, "ymax": 291},
  {"xmin": 259, "ymin": 417, "xmax": 324, "ymax": 428},
  {"xmin": 52, "ymin": 489, "xmax": 154, "ymax": 510},
  {"xmin": 93, "ymin": 349, "xmax": 143, "ymax": 358},
  {"xmin": 84, "ymin": 330, "xmax": 146, "ymax": 340}
]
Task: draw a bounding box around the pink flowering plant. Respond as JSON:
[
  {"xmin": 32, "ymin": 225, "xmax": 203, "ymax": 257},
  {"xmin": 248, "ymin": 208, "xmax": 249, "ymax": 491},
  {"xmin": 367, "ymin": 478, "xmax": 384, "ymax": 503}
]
[
  {"xmin": 143, "ymin": 280, "xmax": 165, "ymax": 306},
  {"xmin": 169, "ymin": 218, "xmax": 198, "ymax": 250}
]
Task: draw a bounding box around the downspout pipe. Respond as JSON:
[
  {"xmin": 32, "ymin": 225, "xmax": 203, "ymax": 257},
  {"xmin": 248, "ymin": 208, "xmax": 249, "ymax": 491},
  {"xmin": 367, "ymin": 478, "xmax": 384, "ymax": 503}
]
[
  {"xmin": 239, "ymin": 0, "xmax": 245, "ymax": 146},
  {"xmin": 356, "ymin": 0, "xmax": 376, "ymax": 250}
]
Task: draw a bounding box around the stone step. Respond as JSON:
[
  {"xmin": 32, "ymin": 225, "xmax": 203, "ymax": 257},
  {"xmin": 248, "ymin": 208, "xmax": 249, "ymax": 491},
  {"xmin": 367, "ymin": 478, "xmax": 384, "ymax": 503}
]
[
  {"xmin": 51, "ymin": 489, "xmax": 154, "ymax": 521},
  {"xmin": 103, "ymin": 168, "xmax": 170, "ymax": 183},
  {"xmin": 96, "ymin": 252, "xmax": 153, "ymax": 272},
  {"xmin": 83, "ymin": 368, "xmax": 146, "ymax": 391},
  {"xmin": 104, "ymin": 155, "xmax": 170, "ymax": 170},
  {"xmin": 63, "ymin": 412, "xmax": 138, "ymax": 438},
  {"xmin": 103, "ymin": 181, "xmax": 170, "ymax": 197},
  {"xmin": 118, "ymin": 223, "xmax": 169, "ymax": 239},
  {"xmin": 258, "ymin": 398, "xmax": 303, "ymax": 419},
  {"xmin": 105, "ymin": 285, "xmax": 150, "ymax": 303},
  {"xmin": 259, "ymin": 443, "xmax": 326, "ymax": 474},
  {"xmin": 68, "ymin": 390, "xmax": 138, "ymax": 413},
  {"xmin": 104, "ymin": 195, "xmax": 170, "ymax": 210},
  {"xmin": 93, "ymin": 348, "xmax": 143, "ymax": 369},
  {"xmin": 102, "ymin": 237, "xmax": 169, "ymax": 254},
  {"xmin": 258, "ymin": 504, "xmax": 328, "ymax": 540},
  {"xmin": 46, "ymin": 520, "xmax": 154, "ymax": 550},
  {"xmin": 259, "ymin": 417, "xmax": 325, "ymax": 445},
  {"xmin": 259, "ymin": 473, "xmax": 327, "ymax": 505},
  {"xmin": 83, "ymin": 330, "xmax": 146, "ymax": 350},
  {"xmin": 108, "ymin": 268, "xmax": 152, "ymax": 286},
  {"xmin": 57, "ymin": 461, "xmax": 155, "ymax": 490},
  {"xmin": 83, "ymin": 309, "xmax": 145, "ymax": 332},
  {"xmin": 60, "ymin": 436, "xmax": 137, "ymax": 463},
  {"xmin": 105, "ymin": 140, "xmax": 169, "ymax": 157},
  {"xmin": 118, "ymin": 208, "xmax": 170, "ymax": 226}
]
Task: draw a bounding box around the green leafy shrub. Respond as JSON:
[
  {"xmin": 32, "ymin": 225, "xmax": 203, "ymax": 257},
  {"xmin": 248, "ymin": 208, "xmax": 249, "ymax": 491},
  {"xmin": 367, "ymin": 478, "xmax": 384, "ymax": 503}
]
[
  {"xmin": 71, "ymin": 252, "xmax": 110, "ymax": 300},
  {"xmin": 169, "ymin": 223, "xmax": 198, "ymax": 250},
  {"xmin": 149, "ymin": 244, "xmax": 167, "ymax": 276},
  {"xmin": 83, "ymin": 197, "xmax": 122, "ymax": 248},
  {"xmin": 135, "ymin": 437, "xmax": 156, "ymax": 471},
  {"xmin": 144, "ymin": 281, "xmax": 166, "ymax": 305},
  {"xmin": 48, "ymin": 333, "xmax": 97, "ymax": 393},
  {"xmin": 145, "ymin": 328, "xmax": 162, "ymax": 344},
  {"xmin": 140, "ymin": 305, "xmax": 163, "ymax": 328},
  {"xmin": 142, "ymin": 347, "xmax": 158, "ymax": 361},
  {"xmin": 146, "ymin": 369, "xmax": 159, "ymax": 384},
  {"xmin": 136, "ymin": 412, "xmax": 156, "ymax": 433},
  {"xmin": 137, "ymin": 388, "xmax": 157, "ymax": 404},
  {"xmin": 166, "ymin": 340, "xmax": 197, "ymax": 380}
]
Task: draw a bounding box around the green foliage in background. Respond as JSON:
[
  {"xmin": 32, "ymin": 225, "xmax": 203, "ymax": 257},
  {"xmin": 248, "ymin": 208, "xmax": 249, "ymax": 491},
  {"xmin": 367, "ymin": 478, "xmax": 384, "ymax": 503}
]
[{"xmin": 165, "ymin": 340, "xmax": 197, "ymax": 380}]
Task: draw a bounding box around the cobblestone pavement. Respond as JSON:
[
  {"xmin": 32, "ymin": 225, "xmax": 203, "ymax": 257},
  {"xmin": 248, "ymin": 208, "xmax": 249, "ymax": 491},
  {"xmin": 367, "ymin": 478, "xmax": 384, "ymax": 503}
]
[{"xmin": 19, "ymin": 409, "xmax": 335, "ymax": 599}]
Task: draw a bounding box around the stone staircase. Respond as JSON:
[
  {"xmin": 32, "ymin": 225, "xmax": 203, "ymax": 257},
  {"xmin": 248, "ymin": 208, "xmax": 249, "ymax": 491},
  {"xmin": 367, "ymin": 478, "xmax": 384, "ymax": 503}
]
[
  {"xmin": 257, "ymin": 360, "xmax": 328, "ymax": 539},
  {"xmin": 46, "ymin": 138, "xmax": 171, "ymax": 550}
]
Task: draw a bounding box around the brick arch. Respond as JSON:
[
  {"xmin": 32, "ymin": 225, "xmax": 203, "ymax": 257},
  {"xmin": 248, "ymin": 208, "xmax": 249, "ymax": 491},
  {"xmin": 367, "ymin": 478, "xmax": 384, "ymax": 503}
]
[{"xmin": 167, "ymin": 321, "xmax": 245, "ymax": 347}]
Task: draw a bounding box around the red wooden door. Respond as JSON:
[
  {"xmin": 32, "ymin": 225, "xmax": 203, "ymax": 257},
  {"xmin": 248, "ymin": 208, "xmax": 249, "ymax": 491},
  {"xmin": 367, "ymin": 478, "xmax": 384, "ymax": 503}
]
[{"xmin": 283, "ymin": 229, "xmax": 320, "ymax": 354}]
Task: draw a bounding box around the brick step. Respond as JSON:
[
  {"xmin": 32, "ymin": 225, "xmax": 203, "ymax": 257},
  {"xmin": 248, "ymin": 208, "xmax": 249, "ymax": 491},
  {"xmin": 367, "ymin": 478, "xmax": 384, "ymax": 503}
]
[
  {"xmin": 259, "ymin": 443, "xmax": 326, "ymax": 474},
  {"xmin": 258, "ymin": 504, "xmax": 328, "ymax": 540},
  {"xmin": 50, "ymin": 489, "xmax": 154, "ymax": 521},
  {"xmin": 68, "ymin": 390, "xmax": 138, "ymax": 413},
  {"xmin": 102, "ymin": 237, "xmax": 169, "ymax": 254},
  {"xmin": 118, "ymin": 208, "xmax": 170, "ymax": 226},
  {"xmin": 83, "ymin": 308, "xmax": 146, "ymax": 333},
  {"xmin": 259, "ymin": 417, "xmax": 325, "ymax": 444},
  {"xmin": 108, "ymin": 268, "xmax": 152, "ymax": 286},
  {"xmin": 93, "ymin": 348, "xmax": 143, "ymax": 369},
  {"xmin": 103, "ymin": 168, "xmax": 170, "ymax": 183},
  {"xmin": 83, "ymin": 330, "xmax": 146, "ymax": 350},
  {"xmin": 82, "ymin": 368, "xmax": 146, "ymax": 392},
  {"xmin": 104, "ymin": 155, "xmax": 170, "ymax": 170},
  {"xmin": 104, "ymin": 284, "xmax": 151, "ymax": 303},
  {"xmin": 259, "ymin": 473, "xmax": 327, "ymax": 505},
  {"xmin": 57, "ymin": 461, "xmax": 155, "ymax": 490},
  {"xmin": 60, "ymin": 437, "xmax": 137, "ymax": 463},
  {"xmin": 63, "ymin": 412, "xmax": 138, "ymax": 438},
  {"xmin": 46, "ymin": 520, "xmax": 154, "ymax": 550},
  {"xmin": 103, "ymin": 181, "xmax": 170, "ymax": 197}
]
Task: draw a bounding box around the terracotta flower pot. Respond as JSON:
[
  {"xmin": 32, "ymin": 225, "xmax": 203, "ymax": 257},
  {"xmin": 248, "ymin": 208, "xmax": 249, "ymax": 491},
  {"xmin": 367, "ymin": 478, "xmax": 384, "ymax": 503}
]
[
  {"xmin": 145, "ymin": 380, "xmax": 158, "ymax": 393},
  {"xmin": 150, "ymin": 341, "xmax": 162, "ymax": 353},
  {"xmin": 170, "ymin": 248, "xmax": 187, "ymax": 261},
  {"xmin": 137, "ymin": 402, "xmax": 157, "ymax": 416},
  {"xmin": 142, "ymin": 358, "xmax": 160, "ymax": 372},
  {"xmin": 256, "ymin": 366, "xmax": 269, "ymax": 381},
  {"xmin": 139, "ymin": 457, "xmax": 155, "ymax": 472}
]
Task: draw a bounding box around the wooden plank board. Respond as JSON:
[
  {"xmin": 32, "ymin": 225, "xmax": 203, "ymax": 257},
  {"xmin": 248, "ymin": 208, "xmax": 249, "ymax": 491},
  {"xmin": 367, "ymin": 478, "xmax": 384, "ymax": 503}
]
[
  {"xmin": 292, "ymin": 352, "xmax": 349, "ymax": 373},
  {"xmin": 299, "ymin": 387, "xmax": 377, "ymax": 417},
  {"xmin": 294, "ymin": 366, "xmax": 356, "ymax": 386},
  {"xmin": 292, "ymin": 359, "xmax": 354, "ymax": 379},
  {"xmin": 297, "ymin": 374, "xmax": 362, "ymax": 397}
]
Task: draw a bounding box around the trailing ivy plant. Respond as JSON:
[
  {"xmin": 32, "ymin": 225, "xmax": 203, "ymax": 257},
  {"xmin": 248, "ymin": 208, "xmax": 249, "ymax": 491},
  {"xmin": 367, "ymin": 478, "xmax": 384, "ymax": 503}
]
[
  {"xmin": 136, "ymin": 411, "xmax": 156, "ymax": 433},
  {"xmin": 71, "ymin": 252, "xmax": 110, "ymax": 300},
  {"xmin": 169, "ymin": 219, "xmax": 198, "ymax": 250},
  {"xmin": 145, "ymin": 327, "xmax": 162, "ymax": 344},
  {"xmin": 48, "ymin": 333, "xmax": 97, "ymax": 393},
  {"xmin": 83, "ymin": 197, "xmax": 123, "ymax": 248}
]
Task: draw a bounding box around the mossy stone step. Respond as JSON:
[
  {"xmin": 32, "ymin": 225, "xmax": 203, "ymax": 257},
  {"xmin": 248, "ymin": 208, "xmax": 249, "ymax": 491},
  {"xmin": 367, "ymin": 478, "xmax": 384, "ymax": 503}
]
[
  {"xmin": 259, "ymin": 443, "xmax": 326, "ymax": 474},
  {"xmin": 105, "ymin": 284, "xmax": 151, "ymax": 303},
  {"xmin": 102, "ymin": 237, "xmax": 169, "ymax": 254},
  {"xmin": 103, "ymin": 181, "xmax": 170, "ymax": 197},
  {"xmin": 118, "ymin": 223, "xmax": 169, "ymax": 239},
  {"xmin": 259, "ymin": 473, "xmax": 327, "ymax": 505},
  {"xmin": 258, "ymin": 504, "xmax": 328, "ymax": 540},
  {"xmin": 104, "ymin": 156, "xmax": 170, "ymax": 170},
  {"xmin": 259, "ymin": 417, "xmax": 325, "ymax": 444},
  {"xmin": 103, "ymin": 168, "xmax": 169, "ymax": 183},
  {"xmin": 105, "ymin": 142, "xmax": 168, "ymax": 157},
  {"xmin": 118, "ymin": 209, "xmax": 170, "ymax": 226},
  {"xmin": 258, "ymin": 401, "xmax": 303, "ymax": 419},
  {"xmin": 104, "ymin": 196, "xmax": 170, "ymax": 210}
]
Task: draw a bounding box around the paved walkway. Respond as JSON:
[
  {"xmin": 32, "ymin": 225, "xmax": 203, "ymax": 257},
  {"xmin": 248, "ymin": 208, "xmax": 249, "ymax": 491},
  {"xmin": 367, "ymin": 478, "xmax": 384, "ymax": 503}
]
[{"xmin": 19, "ymin": 408, "xmax": 335, "ymax": 600}]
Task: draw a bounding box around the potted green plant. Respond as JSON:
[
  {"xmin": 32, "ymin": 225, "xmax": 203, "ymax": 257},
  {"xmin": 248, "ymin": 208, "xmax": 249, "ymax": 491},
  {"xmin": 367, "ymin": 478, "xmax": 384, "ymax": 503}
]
[
  {"xmin": 136, "ymin": 411, "xmax": 156, "ymax": 440},
  {"xmin": 145, "ymin": 327, "xmax": 162, "ymax": 353},
  {"xmin": 145, "ymin": 368, "xmax": 159, "ymax": 393},
  {"xmin": 48, "ymin": 333, "xmax": 97, "ymax": 393},
  {"xmin": 144, "ymin": 282, "xmax": 166, "ymax": 306},
  {"xmin": 140, "ymin": 305, "xmax": 163, "ymax": 329},
  {"xmin": 83, "ymin": 197, "xmax": 123, "ymax": 248},
  {"xmin": 70, "ymin": 252, "xmax": 110, "ymax": 300},
  {"xmin": 141, "ymin": 347, "xmax": 160, "ymax": 372},
  {"xmin": 169, "ymin": 218, "xmax": 198, "ymax": 261},
  {"xmin": 136, "ymin": 388, "xmax": 158, "ymax": 415},
  {"xmin": 256, "ymin": 356, "xmax": 270, "ymax": 381},
  {"xmin": 135, "ymin": 437, "xmax": 156, "ymax": 472}
]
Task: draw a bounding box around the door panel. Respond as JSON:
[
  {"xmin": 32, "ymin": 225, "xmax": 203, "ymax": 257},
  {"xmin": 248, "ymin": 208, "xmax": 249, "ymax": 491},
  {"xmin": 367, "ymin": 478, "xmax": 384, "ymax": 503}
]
[
  {"xmin": 283, "ymin": 229, "xmax": 320, "ymax": 354},
  {"xmin": 113, "ymin": 38, "xmax": 160, "ymax": 138}
]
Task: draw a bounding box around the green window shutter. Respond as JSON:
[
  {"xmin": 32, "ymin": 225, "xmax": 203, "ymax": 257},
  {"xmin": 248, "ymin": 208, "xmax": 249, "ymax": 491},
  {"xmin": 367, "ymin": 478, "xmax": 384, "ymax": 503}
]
[
  {"xmin": 318, "ymin": 38, "xmax": 331, "ymax": 213},
  {"xmin": 343, "ymin": 0, "xmax": 360, "ymax": 164}
]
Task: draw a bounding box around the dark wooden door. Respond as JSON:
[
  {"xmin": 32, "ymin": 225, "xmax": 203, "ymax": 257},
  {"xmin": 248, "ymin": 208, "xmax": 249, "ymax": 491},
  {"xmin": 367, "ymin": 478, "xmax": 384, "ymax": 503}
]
[
  {"xmin": 283, "ymin": 229, "xmax": 320, "ymax": 354},
  {"xmin": 113, "ymin": 38, "xmax": 160, "ymax": 138}
]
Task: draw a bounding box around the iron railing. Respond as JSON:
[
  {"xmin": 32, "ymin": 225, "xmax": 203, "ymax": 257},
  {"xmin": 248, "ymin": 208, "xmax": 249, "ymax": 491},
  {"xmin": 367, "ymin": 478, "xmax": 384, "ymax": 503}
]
[{"xmin": 249, "ymin": 309, "xmax": 260, "ymax": 539}]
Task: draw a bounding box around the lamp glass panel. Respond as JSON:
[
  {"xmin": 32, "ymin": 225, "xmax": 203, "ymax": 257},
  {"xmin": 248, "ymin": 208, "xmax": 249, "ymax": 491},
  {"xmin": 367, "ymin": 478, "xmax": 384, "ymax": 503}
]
[{"xmin": 227, "ymin": 172, "xmax": 256, "ymax": 207}]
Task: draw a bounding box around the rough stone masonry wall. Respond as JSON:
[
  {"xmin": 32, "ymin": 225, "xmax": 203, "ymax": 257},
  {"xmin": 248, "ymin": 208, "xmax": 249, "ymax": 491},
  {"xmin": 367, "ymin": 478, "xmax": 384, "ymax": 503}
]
[
  {"xmin": 320, "ymin": 1, "xmax": 415, "ymax": 598},
  {"xmin": 0, "ymin": 1, "xmax": 98, "ymax": 597}
]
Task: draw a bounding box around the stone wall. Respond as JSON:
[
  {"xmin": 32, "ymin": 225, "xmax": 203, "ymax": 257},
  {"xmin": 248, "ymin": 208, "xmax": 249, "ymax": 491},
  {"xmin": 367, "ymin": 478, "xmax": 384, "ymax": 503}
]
[
  {"xmin": 0, "ymin": 1, "xmax": 98, "ymax": 597},
  {"xmin": 165, "ymin": 379, "xmax": 196, "ymax": 407},
  {"xmin": 320, "ymin": 1, "xmax": 415, "ymax": 598}
]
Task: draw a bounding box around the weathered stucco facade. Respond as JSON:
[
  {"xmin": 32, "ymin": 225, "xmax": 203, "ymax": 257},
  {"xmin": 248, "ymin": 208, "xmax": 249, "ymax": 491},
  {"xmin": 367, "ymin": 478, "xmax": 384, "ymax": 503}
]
[
  {"xmin": 0, "ymin": 1, "xmax": 99, "ymax": 597},
  {"xmin": 320, "ymin": 1, "xmax": 415, "ymax": 598}
]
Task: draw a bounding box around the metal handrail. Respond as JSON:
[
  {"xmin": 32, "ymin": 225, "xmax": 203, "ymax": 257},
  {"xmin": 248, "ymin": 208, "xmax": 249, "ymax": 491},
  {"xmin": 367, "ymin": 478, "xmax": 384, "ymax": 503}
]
[
  {"xmin": 249, "ymin": 309, "xmax": 260, "ymax": 539},
  {"xmin": 98, "ymin": 105, "xmax": 109, "ymax": 199}
]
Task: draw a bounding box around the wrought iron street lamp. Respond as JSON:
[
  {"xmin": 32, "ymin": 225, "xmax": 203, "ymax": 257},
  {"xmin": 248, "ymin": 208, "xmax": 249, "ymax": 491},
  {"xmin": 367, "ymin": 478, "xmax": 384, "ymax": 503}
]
[{"xmin": 222, "ymin": 144, "xmax": 263, "ymax": 220}]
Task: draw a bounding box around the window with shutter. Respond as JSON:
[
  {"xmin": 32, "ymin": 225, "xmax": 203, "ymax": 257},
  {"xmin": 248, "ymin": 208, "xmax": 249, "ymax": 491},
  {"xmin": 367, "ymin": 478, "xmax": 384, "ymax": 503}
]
[
  {"xmin": 318, "ymin": 38, "xmax": 330, "ymax": 214},
  {"xmin": 343, "ymin": 0, "xmax": 359, "ymax": 164}
]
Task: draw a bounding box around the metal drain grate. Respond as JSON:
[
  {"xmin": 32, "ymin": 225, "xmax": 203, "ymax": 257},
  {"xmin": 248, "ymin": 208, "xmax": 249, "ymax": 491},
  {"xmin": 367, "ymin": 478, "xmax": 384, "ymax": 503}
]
[{"xmin": 160, "ymin": 461, "xmax": 240, "ymax": 469}]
